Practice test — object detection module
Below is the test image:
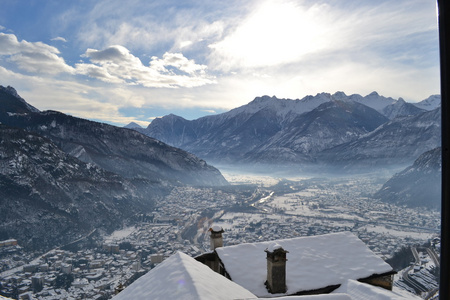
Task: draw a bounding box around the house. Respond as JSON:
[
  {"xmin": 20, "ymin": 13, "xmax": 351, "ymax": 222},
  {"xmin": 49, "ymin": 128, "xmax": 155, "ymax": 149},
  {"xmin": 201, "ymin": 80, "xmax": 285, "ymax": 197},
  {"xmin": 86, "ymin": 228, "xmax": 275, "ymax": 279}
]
[
  {"xmin": 113, "ymin": 229, "xmax": 420, "ymax": 299},
  {"xmin": 112, "ymin": 249, "xmax": 417, "ymax": 300},
  {"xmin": 196, "ymin": 228, "xmax": 396, "ymax": 297}
]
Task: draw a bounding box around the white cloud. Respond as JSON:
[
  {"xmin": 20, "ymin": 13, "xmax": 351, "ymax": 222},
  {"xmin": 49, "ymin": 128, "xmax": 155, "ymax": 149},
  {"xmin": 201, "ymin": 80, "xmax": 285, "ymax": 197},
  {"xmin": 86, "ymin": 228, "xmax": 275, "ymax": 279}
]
[
  {"xmin": 0, "ymin": 65, "xmax": 147, "ymax": 125},
  {"xmin": 51, "ymin": 36, "xmax": 67, "ymax": 42},
  {"xmin": 77, "ymin": 45, "xmax": 215, "ymax": 88},
  {"xmin": 150, "ymin": 52, "xmax": 207, "ymax": 75},
  {"xmin": 0, "ymin": 33, "xmax": 74, "ymax": 74},
  {"xmin": 180, "ymin": 41, "xmax": 193, "ymax": 49},
  {"xmin": 75, "ymin": 63, "xmax": 124, "ymax": 84},
  {"xmin": 67, "ymin": 0, "xmax": 231, "ymax": 57},
  {"xmin": 208, "ymin": 0, "xmax": 438, "ymax": 73}
]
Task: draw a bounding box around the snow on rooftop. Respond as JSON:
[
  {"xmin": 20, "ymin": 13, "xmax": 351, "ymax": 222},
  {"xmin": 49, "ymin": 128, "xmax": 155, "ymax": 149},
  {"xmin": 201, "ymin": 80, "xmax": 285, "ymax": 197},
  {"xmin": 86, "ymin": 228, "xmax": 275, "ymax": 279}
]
[
  {"xmin": 264, "ymin": 294, "xmax": 352, "ymax": 300},
  {"xmin": 332, "ymin": 279, "xmax": 421, "ymax": 300},
  {"xmin": 112, "ymin": 251, "xmax": 257, "ymax": 300},
  {"xmin": 211, "ymin": 225, "xmax": 223, "ymax": 232},
  {"xmin": 215, "ymin": 231, "xmax": 393, "ymax": 297},
  {"xmin": 267, "ymin": 242, "xmax": 283, "ymax": 252}
]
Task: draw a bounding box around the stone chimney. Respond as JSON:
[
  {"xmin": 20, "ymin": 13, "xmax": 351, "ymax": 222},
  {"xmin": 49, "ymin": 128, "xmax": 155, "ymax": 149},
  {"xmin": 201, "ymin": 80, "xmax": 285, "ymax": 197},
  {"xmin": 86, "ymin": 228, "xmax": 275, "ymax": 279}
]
[
  {"xmin": 209, "ymin": 225, "xmax": 224, "ymax": 250},
  {"xmin": 265, "ymin": 243, "xmax": 288, "ymax": 294}
]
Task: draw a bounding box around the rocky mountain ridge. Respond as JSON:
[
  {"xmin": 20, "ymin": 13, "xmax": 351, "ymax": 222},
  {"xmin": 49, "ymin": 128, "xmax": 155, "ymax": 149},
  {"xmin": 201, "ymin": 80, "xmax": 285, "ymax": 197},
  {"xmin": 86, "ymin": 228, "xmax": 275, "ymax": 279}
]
[
  {"xmin": 0, "ymin": 125, "xmax": 161, "ymax": 250},
  {"xmin": 137, "ymin": 92, "xmax": 440, "ymax": 171},
  {"xmin": 374, "ymin": 147, "xmax": 441, "ymax": 209},
  {"xmin": 0, "ymin": 86, "xmax": 227, "ymax": 186}
]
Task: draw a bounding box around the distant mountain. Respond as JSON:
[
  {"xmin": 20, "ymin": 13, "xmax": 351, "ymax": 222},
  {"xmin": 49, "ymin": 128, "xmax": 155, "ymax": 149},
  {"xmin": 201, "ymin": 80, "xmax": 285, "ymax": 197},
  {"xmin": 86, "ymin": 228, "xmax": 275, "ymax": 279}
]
[
  {"xmin": 138, "ymin": 92, "xmax": 440, "ymax": 171},
  {"xmin": 381, "ymin": 98, "xmax": 426, "ymax": 119},
  {"xmin": 0, "ymin": 86, "xmax": 39, "ymax": 118},
  {"xmin": 339, "ymin": 91, "xmax": 397, "ymax": 112},
  {"xmin": 124, "ymin": 122, "xmax": 143, "ymax": 129},
  {"xmin": 413, "ymin": 95, "xmax": 441, "ymax": 111},
  {"xmin": 0, "ymin": 125, "xmax": 160, "ymax": 250},
  {"xmin": 373, "ymin": 147, "xmax": 441, "ymax": 209},
  {"xmin": 319, "ymin": 108, "xmax": 441, "ymax": 168},
  {"xmin": 0, "ymin": 86, "xmax": 227, "ymax": 187},
  {"xmin": 242, "ymin": 100, "xmax": 389, "ymax": 164}
]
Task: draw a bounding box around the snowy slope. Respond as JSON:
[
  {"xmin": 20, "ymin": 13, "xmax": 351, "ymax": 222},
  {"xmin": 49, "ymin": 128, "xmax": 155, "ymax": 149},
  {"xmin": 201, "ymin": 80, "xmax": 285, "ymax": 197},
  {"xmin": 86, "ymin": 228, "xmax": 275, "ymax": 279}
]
[
  {"xmin": 243, "ymin": 100, "xmax": 388, "ymax": 164},
  {"xmin": 319, "ymin": 108, "xmax": 441, "ymax": 168},
  {"xmin": 413, "ymin": 95, "xmax": 441, "ymax": 111},
  {"xmin": 381, "ymin": 98, "xmax": 426, "ymax": 119},
  {"xmin": 351, "ymin": 91, "xmax": 397, "ymax": 112},
  {"xmin": 0, "ymin": 125, "xmax": 158, "ymax": 250},
  {"xmin": 333, "ymin": 279, "xmax": 421, "ymax": 300},
  {"xmin": 374, "ymin": 147, "xmax": 441, "ymax": 209}
]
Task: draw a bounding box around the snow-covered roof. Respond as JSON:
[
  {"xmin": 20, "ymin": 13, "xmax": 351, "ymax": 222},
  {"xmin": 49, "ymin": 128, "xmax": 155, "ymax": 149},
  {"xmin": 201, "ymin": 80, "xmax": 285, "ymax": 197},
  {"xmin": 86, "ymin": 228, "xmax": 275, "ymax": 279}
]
[
  {"xmin": 332, "ymin": 279, "xmax": 421, "ymax": 300},
  {"xmin": 112, "ymin": 251, "xmax": 257, "ymax": 300},
  {"xmin": 215, "ymin": 231, "xmax": 393, "ymax": 297},
  {"xmin": 211, "ymin": 225, "xmax": 223, "ymax": 232},
  {"xmin": 263, "ymin": 294, "xmax": 352, "ymax": 300}
]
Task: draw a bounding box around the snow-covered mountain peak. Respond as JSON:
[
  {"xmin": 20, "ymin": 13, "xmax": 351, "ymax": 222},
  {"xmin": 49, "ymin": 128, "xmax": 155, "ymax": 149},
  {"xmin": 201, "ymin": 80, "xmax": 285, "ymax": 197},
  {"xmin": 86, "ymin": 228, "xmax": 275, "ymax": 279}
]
[
  {"xmin": 413, "ymin": 95, "xmax": 441, "ymax": 111},
  {"xmin": 332, "ymin": 91, "xmax": 348, "ymax": 100},
  {"xmin": 380, "ymin": 96, "xmax": 426, "ymax": 119},
  {"xmin": 210, "ymin": 91, "xmax": 409, "ymax": 125},
  {"xmin": 3, "ymin": 85, "xmax": 19, "ymax": 97},
  {"xmin": 124, "ymin": 122, "xmax": 142, "ymax": 129},
  {"xmin": 350, "ymin": 92, "xmax": 397, "ymax": 112}
]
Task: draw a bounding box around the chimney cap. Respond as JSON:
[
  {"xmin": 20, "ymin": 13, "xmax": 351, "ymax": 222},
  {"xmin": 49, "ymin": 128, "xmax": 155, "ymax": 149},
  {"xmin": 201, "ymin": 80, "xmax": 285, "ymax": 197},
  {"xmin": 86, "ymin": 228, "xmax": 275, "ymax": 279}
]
[
  {"xmin": 210, "ymin": 225, "xmax": 224, "ymax": 233},
  {"xmin": 265, "ymin": 243, "xmax": 288, "ymax": 253}
]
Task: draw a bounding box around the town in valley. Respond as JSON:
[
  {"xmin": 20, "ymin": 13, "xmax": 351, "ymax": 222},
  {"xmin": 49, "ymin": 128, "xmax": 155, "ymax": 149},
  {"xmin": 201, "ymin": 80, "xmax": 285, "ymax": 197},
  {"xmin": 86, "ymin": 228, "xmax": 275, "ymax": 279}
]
[{"xmin": 0, "ymin": 171, "xmax": 440, "ymax": 299}]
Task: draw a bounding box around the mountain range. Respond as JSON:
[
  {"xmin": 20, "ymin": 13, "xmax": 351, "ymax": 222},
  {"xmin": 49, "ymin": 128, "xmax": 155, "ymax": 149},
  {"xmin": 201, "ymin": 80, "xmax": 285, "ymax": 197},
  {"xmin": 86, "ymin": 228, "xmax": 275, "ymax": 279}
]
[
  {"xmin": 134, "ymin": 92, "xmax": 440, "ymax": 172},
  {"xmin": 0, "ymin": 85, "xmax": 227, "ymax": 250},
  {"xmin": 0, "ymin": 125, "xmax": 161, "ymax": 250},
  {"xmin": 0, "ymin": 86, "xmax": 227, "ymax": 187}
]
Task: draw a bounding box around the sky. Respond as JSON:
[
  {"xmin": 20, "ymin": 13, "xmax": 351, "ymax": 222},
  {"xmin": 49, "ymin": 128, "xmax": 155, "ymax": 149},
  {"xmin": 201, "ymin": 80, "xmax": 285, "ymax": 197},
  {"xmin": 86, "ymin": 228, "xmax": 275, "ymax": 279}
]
[{"xmin": 0, "ymin": 0, "xmax": 440, "ymax": 127}]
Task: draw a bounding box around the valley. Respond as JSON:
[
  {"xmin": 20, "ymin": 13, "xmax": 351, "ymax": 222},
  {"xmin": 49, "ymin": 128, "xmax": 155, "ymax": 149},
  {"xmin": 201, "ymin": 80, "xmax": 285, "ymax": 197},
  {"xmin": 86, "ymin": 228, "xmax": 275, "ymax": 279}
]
[{"xmin": 0, "ymin": 171, "xmax": 440, "ymax": 299}]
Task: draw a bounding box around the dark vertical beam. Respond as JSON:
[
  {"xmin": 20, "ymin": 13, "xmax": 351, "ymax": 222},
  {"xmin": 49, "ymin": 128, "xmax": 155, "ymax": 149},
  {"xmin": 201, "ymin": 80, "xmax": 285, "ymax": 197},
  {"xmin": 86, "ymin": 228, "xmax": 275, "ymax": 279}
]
[{"xmin": 439, "ymin": 1, "xmax": 450, "ymax": 299}]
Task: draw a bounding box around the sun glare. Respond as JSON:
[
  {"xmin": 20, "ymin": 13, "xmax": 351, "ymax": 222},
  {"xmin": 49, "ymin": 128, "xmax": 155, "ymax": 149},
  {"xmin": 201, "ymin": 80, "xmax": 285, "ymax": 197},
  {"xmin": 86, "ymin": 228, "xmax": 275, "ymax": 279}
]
[{"xmin": 210, "ymin": 0, "xmax": 330, "ymax": 69}]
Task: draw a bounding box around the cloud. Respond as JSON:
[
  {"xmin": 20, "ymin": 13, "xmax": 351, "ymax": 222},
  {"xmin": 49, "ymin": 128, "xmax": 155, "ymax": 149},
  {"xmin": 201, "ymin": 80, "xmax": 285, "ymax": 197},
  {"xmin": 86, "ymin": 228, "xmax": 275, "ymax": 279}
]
[
  {"xmin": 51, "ymin": 37, "xmax": 67, "ymax": 42},
  {"xmin": 0, "ymin": 65, "xmax": 147, "ymax": 126},
  {"xmin": 0, "ymin": 33, "xmax": 74, "ymax": 74},
  {"xmin": 150, "ymin": 52, "xmax": 207, "ymax": 75},
  {"xmin": 208, "ymin": 0, "xmax": 438, "ymax": 73},
  {"xmin": 0, "ymin": 31, "xmax": 216, "ymax": 88},
  {"xmin": 75, "ymin": 63, "xmax": 124, "ymax": 84},
  {"xmin": 66, "ymin": 0, "xmax": 233, "ymax": 57},
  {"xmin": 76, "ymin": 45, "xmax": 215, "ymax": 88}
]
